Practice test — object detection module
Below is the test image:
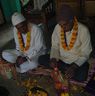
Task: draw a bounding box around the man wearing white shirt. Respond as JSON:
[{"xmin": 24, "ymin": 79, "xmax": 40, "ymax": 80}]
[
  {"xmin": 39, "ymin": 4, "xmax": 92, "ymax": 81},
  {"xmin": 2, "ymin": 12, "xmax": 46, "ymax": 73},
  {"xmin": 50, "ymin": 4, "xmax": 92, "ymax": 81}
]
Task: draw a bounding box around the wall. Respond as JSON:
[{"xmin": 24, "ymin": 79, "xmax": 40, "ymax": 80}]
[
  {"xmin": 85, "ymin": 1, "xmax": 95, "ymax": 16},
  {"xmin": 34, "ymin": 0, "xmax": 48, "ymax": 10},
  {"xmin": 55, "ymin": 0, "xmax": 95, "ymax": 18}
]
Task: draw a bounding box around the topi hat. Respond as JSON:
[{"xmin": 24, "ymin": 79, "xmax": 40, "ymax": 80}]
[{"xmin": 11, "ymin": 12, "xmax": 26, "ymax": 26}]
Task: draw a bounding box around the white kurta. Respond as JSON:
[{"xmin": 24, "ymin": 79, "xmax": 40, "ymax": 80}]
[
  {"xmin": 2, "ymin": 23, "xmax": 46, "ymax": 73},
  {"xmin": 50, "ymin": 22, "xmax": 92, "ymax": 66}
]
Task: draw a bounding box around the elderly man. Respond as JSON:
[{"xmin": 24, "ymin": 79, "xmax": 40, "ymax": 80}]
[
  {"xmin": 50, "ymin": 4, "xmax": 92, "ymax": 81},
  {"xmin": 39, "ymin": 4, "xmax": 92, "ymax": 81},
  {"xmin": 2, "ymin": 12, "xmax": 46, "ymax": 73}
]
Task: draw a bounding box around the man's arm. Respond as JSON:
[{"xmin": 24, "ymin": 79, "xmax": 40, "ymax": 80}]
[
  {"xmin": 26, "ymin": 25, "xmax": 45, "ymax": 60},
  {"xmin": 74, "ymin": 26, "xmax": 92, "ymax": 66},
  {"xmin": 50, "ymin": 25, "xmax": 60, "ymax": 60},
  {"xmin": 50, "ymin": 25, "xmax": 60, "ymax": 67},
  {"xmin": 13, "ymin": 28, "xmax": 20, "ymax": 51}
]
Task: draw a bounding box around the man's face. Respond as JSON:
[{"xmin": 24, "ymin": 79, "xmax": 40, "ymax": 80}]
[
  {"xmin": 58, "ymin": 19, "xmax": 73, "ymax": 32},
  {"xmin": 15, "ymin": 21, "xmax": 28, "ymax": 34}
]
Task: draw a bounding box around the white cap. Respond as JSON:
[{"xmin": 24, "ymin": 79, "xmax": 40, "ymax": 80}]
[{"xmin": 11, "ymin": 12, "xmax": 26, "ymax": 26}]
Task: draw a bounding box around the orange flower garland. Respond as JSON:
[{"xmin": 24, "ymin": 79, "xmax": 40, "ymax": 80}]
[
  {"xmin": 60, "ymin": 17, "xmax": 78, "ymax": 50},
  {"xmin": 17, "ymin": 31, "xmax": 31, "ymax": 52}
]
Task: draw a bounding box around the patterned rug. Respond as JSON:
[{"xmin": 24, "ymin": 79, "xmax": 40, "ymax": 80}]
[
  {"xmin": 16, "ymin": 68, "xmax": 94, "ymax": 96},
  {"xmin": 0, "ymin": 58, "xmax": 94, "ymax": 96}
]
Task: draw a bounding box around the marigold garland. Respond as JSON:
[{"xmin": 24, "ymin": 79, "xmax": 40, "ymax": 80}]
[
  {"xmin": 17, "ymin": 31, "xmax": 31, "ymax": 52},
  {"xmin": 60, "ymin": 17, "xmax": 78, "ymax": 50}
]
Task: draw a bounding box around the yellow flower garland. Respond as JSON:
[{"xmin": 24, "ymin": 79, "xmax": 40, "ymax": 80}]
[
  {"xmin": 60, "ymin": 17, "xmax": 78, "ymax": 51},
  {"xmin": 17, "ymin": 31, "xmax": 31, "ymax": 52}
]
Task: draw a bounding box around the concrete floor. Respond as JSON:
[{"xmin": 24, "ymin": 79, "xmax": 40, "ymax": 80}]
[
  {"xmin": 0, "ymin": 78, "xmax": 24, "ymax": 96},
  {"xmin": 0, "ymin": 23, "xmax": 14, "ymax": 48}
]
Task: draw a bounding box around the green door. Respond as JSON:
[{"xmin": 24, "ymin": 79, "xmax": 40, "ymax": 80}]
[{"xmin": 0, "ymin": 0, "xmax": 21, "ymax": 22}]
